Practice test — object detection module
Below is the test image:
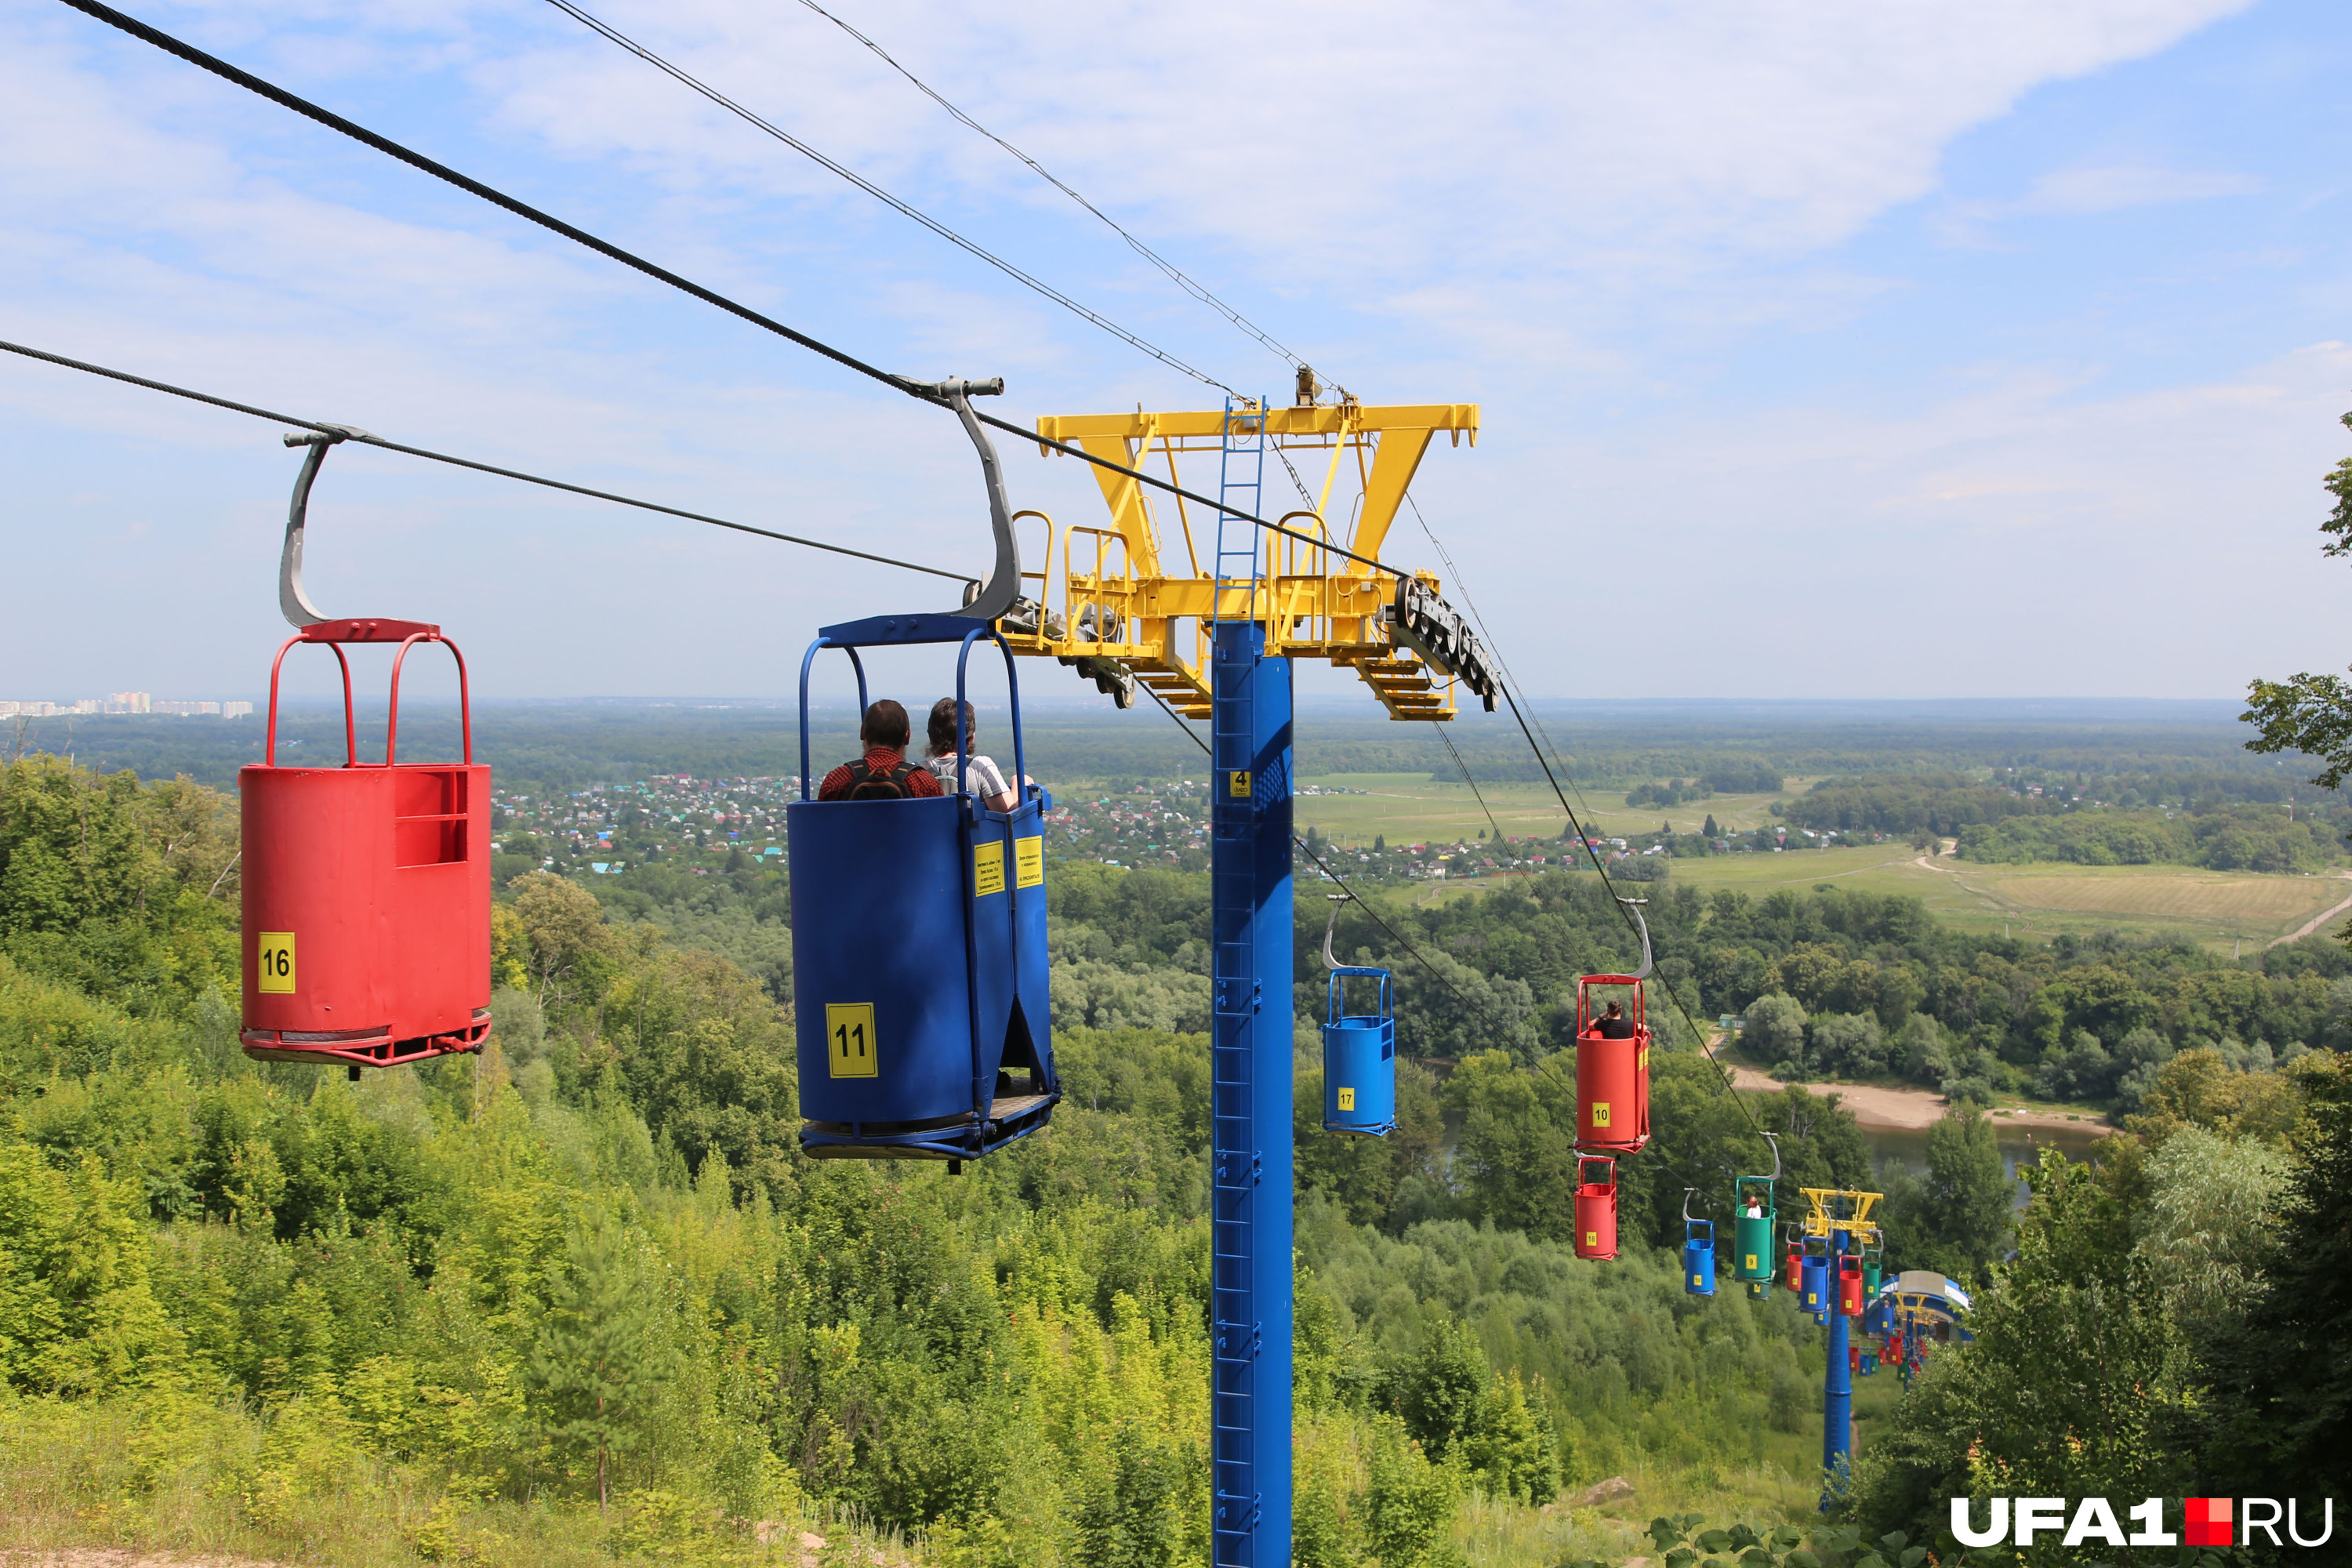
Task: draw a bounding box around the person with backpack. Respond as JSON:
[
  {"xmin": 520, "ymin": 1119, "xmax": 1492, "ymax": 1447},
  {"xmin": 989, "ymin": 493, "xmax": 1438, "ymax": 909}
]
[
  {"xmin": 818, "ymin": 700, "xmax": 943, "ymax": 801},
  {"xmin": 922, "ymin": 698, "xmax": 1024, "ymax": 813}
]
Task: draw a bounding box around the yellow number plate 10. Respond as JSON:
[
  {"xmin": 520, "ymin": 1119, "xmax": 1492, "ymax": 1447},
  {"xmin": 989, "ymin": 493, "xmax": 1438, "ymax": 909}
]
[{"xmin": 826, "ymin": 1003, "xmax": 877, "ymax": 1078}]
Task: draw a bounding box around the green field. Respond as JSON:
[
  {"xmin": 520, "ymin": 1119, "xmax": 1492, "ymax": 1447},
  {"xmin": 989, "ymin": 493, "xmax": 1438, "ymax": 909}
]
[
  {"xmin": 1294, "ymin": 771, "xmax": 1787, "ymax": 844},
  {"xmin": 1292, "ymin": 772, "xmax": 2352, "ymax": 953}
]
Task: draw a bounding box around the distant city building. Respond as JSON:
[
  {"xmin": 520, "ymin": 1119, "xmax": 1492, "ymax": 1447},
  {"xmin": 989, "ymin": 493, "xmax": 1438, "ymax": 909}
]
[{"xmin": 1, "ymin": 694, "xmax": 253, "ymax": 718}]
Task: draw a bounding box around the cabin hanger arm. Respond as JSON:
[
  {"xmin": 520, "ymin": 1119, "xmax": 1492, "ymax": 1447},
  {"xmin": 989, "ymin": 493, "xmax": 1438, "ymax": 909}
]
[
  {"xmin": 906, "ymin": 376, "xmax": 1021, "ymax": 622},
  {"xmin": 278, "ymin": 425, "xmax": 373, "ymax": 628}
]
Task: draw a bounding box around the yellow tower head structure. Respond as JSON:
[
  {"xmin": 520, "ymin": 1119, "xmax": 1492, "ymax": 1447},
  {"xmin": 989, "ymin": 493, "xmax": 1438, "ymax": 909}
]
[{"xmin": 999, "ymin": 396, "xmax": 1495, "ymax": 721}]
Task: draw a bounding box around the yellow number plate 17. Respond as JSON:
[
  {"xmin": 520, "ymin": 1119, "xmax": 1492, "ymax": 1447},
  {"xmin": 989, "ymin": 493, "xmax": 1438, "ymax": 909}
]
[
  {"xmin": 826, "ymin": 1003, "xmax": 877, "ymax": 1078},
  {"xmin": 256, "ymin": 931, "xmax": 296, "ymax": 994}
]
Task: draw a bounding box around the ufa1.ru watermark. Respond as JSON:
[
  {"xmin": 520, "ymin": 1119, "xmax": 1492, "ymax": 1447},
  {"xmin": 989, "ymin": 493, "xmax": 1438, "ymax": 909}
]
[{"xmin": 1951, "ymin": 1497, "xmax": 2336, "ymax": 1550}]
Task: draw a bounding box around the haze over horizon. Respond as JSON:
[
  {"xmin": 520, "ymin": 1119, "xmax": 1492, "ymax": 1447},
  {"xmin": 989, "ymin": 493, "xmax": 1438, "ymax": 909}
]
[{"xmin": 5, "ymin": 0, "xmax": 2351, "ymax": 704}]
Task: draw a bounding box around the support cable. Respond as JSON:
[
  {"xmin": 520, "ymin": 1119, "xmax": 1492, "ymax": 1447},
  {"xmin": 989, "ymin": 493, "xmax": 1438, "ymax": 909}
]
[
  {"xmin": 773, "ymin": 0, "xmax": 1308, "ymax": 377},
  {"xmin": 1138, "ymin": 684, "xmax": 1526, "ymax": 1040},
  {"xmin": 51, "ymin": 0, "xmax": 1406, "ymax": 583},
  {"xmin": 542, "ymin": 0, "xmax": 1239, "ymax": 397},
  {"xmin": 1492, "ymin": 652, "xmax": 1773, "ymax": 1145},
  {"xmin": 0, "ymin": 336, "xmax": 972, "ymax": 583},
  {"xmin": 1436, "ymin": 725, "xmax": 1506, "ymax": 844},
  {"xmin": 1394, "ymin": 493, "xmax": 1763, "ymax": 1138}
]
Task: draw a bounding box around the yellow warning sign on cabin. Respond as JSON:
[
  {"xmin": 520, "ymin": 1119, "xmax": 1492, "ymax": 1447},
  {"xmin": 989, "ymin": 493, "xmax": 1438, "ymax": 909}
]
[
  {"xmin": 974, "ymin": 840, "xmax": 1005, "ymax": 896},
  {"xmin": 1015, "ymin": 837, "xmax": 1043, "ymax": 888}
]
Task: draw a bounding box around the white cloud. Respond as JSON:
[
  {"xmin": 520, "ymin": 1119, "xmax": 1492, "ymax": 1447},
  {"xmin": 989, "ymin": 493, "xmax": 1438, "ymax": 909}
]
[
  {"xmin": 1436, "ymin": 341, "xmax": 2352, "ymax": 698},
  {"xmin": 470, "ymin": 0, "xmax": 2258, "ymax": 284},
  {"xmin": 2011, "ymin": 164, "xmax": 2266, "ymax": 214},
  {"xmin": 0, "ymin": 0, "xmax": 2324, "ymax": 701}
]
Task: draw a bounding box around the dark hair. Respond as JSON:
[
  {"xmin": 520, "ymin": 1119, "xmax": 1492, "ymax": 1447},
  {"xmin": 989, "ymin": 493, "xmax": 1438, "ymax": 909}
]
[
  {"xmin": 927, "ymin": 697, "xmax": 975, "ymax": 757},
  {"xmin": 861, "ymin": 699, "xmax": 911, "ymax": 750},
  {"xmin": 1602, "ymin": 1000, "xmax": 1624, "ymax": 1015}
]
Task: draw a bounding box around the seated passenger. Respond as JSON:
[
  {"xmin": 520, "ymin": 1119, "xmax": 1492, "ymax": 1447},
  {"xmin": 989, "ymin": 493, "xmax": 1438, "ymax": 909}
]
[
  {"xmin": 923, "ymin": 698, "xmax": 1024, "ymax": 813},
  {"xmin": 818, "ymin": 699, "xmax": 943, "ymax": 800},
  {"xmin": 1593, "ymin": 1000, "xmax": 1636, "ymax": 1040}
]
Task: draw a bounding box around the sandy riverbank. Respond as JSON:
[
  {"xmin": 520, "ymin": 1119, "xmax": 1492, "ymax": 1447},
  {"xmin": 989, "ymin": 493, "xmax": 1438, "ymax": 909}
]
[{"xmin": 1712, "ymin": 1052, "xmax": 2111, "ymax": 1134}]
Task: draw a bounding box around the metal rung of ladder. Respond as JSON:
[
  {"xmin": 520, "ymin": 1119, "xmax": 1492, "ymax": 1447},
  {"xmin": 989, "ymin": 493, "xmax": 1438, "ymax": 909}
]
[{"xmin": 1211, "ymin": 397, "xmax": 1265, "ymax": 627}]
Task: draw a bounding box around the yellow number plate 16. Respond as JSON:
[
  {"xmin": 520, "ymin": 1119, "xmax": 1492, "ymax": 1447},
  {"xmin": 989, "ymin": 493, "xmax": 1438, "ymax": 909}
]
[
  {"xmin": 826, "ymin": 1003, "xmax": 877, "ymax": 1078},
  {"xmin": 256, "ymin": 931, "xmax": 296, "ymax": 994}
]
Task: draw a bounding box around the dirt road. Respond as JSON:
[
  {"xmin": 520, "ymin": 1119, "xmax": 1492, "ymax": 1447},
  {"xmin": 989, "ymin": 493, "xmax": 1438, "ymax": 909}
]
[{"xmin": 2269, "ymin": 873, "xmax": 2352, "ymax": 948}]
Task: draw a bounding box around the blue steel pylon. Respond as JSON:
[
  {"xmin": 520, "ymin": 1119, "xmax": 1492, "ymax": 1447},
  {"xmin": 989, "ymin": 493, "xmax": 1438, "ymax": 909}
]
[
  {"xmin": 1822, "ymin": 1224, "xmax": 1853, "ymax": 1504},
  {"xmin": 1207, "ymin": 398, "xmax": 1292, "ymax": 1567},
  {"xmin": 1208, "ymin": 624, "xmax": 1293, "ymax": 1566}
]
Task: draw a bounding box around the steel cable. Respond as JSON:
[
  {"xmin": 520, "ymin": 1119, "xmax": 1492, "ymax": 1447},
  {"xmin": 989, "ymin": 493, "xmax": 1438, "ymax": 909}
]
[
  {"xmin": 51, "ymin": 0, "xmax": 1399, "ymax": 582},
  {"xmin": 0, "ymin": 336, "xmax": 973, "ymax": 583},
  {"xmin": 784, "ymin": 0, "xmax": 1308, "ymax": 377},
  {"xmin": 543, "ymin": 0, "xmax": 1240, "ymax": 396}
]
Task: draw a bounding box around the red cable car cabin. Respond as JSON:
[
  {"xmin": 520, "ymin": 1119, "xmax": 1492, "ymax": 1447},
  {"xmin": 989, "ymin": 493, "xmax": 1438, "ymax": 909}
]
[
  {"xmin": 1574, "ymin": 972, "xmax": 1651, "ymax": 1154},
  {"xmin": 1573, "ymin": 1154, "xmax": 1619, "ymax": 1261},
  {"xmin": 240, "ymin": 619, "xmax": 492, "ymax": 1073},
  {"xmin": 1838, "ymin": 1254, "xmax": 1866, "ymax": 1316}
]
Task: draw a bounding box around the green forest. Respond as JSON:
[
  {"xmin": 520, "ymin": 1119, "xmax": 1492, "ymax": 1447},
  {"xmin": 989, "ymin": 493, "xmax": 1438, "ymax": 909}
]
[{"xmin": 2, "ymin": 751, "xmax": 2347, "ymax": 1566}]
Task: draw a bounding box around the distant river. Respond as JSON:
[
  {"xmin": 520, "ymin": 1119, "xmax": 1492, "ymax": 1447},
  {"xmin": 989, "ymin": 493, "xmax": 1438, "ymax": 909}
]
[{"xmin": 1861, "ymin": 1117, "xmax": 2109, "ymax": 1211}]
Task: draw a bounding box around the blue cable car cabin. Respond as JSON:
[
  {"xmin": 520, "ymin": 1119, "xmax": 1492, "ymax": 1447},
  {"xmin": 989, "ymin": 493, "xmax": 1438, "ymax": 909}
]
[
  {"xmin": 788, "ymin": 613, "xmax": 1058, "ymax": 1167},
  {"xmin": 1800, "ymin": 1241, "xmax": 1830, "ymax": 1319},
  {"xmin": 1682, "ymin": 1218, "xmax": 1716, "ymax": 1298},
  {"xmin": 1319, "ymin": 895, "xmax": 1397, "ymax": 1137},
  {"xmin": 1323, "ymin": 967, "xmax": 1396, "ymax": 1136}
]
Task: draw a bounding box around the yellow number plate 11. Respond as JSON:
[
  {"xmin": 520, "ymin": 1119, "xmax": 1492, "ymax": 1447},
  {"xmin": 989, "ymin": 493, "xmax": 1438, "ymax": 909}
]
[{"xmin": 826, "ymin": 1003, "xmax": 877, "ymax": 1078}]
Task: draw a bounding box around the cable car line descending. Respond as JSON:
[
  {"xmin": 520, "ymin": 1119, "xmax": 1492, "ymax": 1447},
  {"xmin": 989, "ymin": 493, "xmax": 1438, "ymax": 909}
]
[
  {"xmin": 542, "ymin": 0, "xmax": 1240, "ymax": 397},
  {"xmin": 782, "ymin": 0, "xmax": 1312, "ymax": 380},
  {"xmin": 0, "ymin": 336, "xmax": 974, "ymax": 586},
  {"xmin": 1494, "ymin": 677, "xmax": 1773, "ymax": 1140},
  {"xmin": 54, "ymin": 0, "xmax": 1410, "ymax": 586},
  {"xmin": 1393, "ymin": 488, "xmax": 1770, "ymax": 1142},
  {"xmin": 1140, "ymin": 691, "xmax": 1527, "ymax": 1039},
  {"xmin": 1436, "ymin": 724, "xmax": 1507, "ymax": 844}
]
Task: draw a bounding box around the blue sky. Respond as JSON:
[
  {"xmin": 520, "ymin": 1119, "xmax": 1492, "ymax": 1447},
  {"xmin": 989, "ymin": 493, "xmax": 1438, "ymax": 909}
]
[{"xmin": 2, "ymin": 0, "xmax": 2349, "ymax": 706}]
